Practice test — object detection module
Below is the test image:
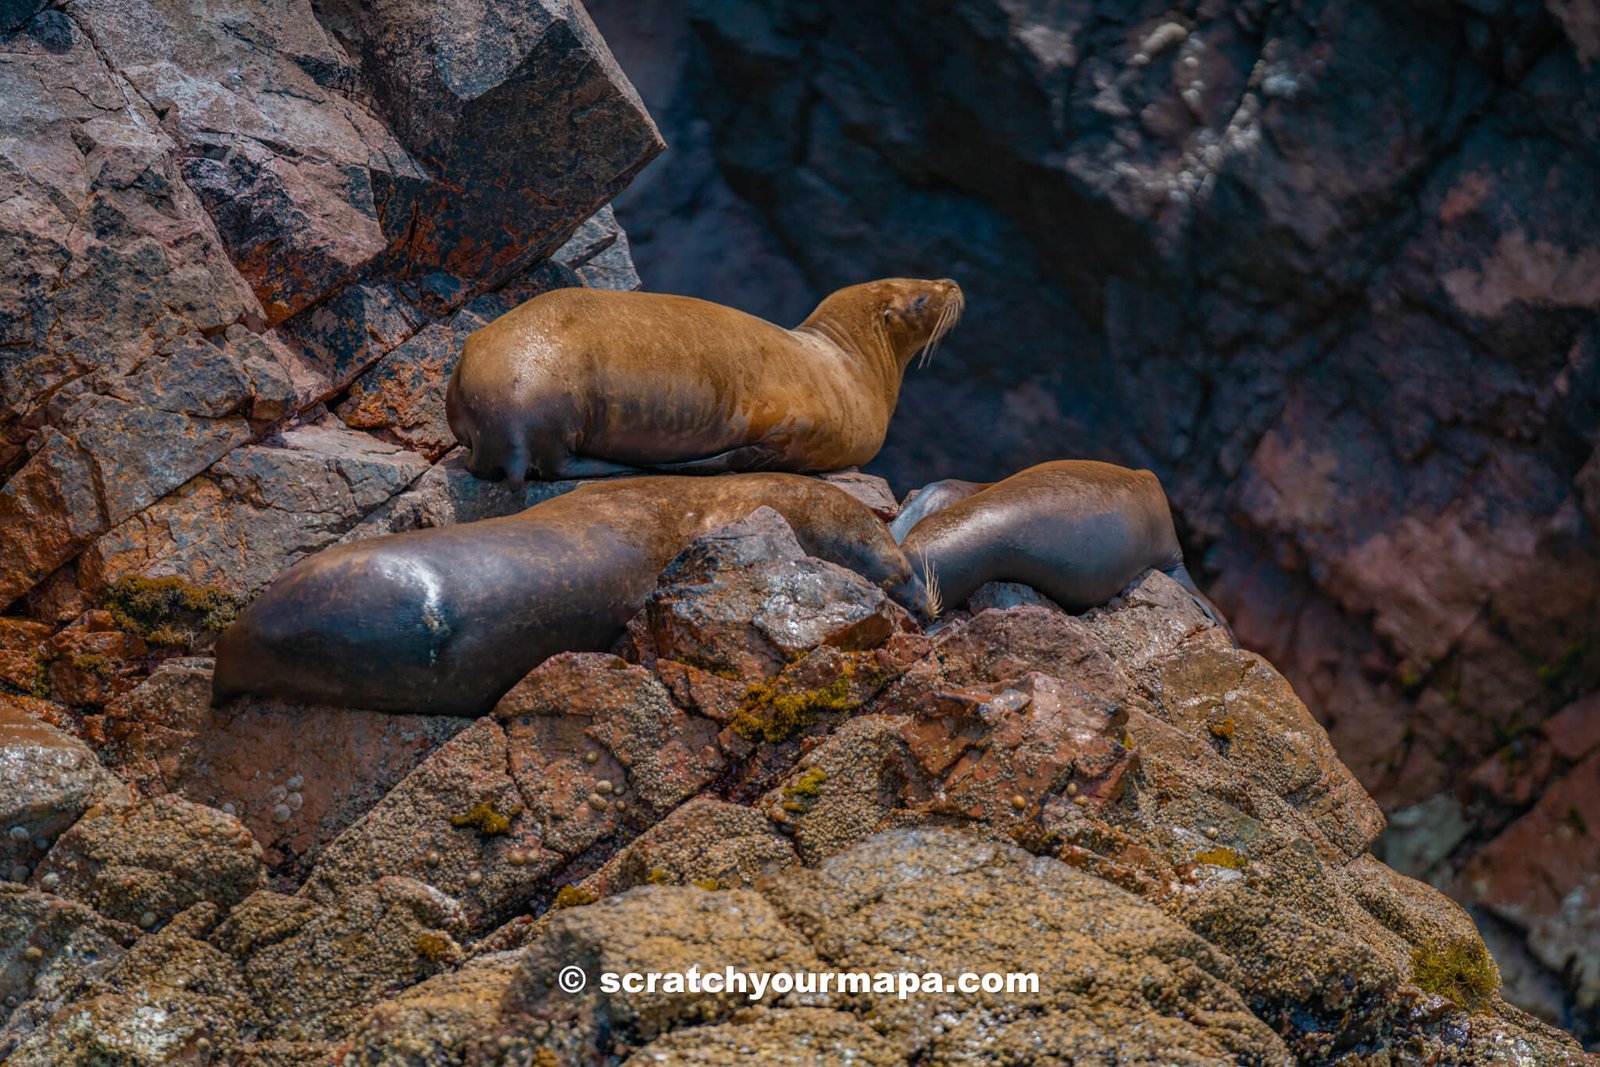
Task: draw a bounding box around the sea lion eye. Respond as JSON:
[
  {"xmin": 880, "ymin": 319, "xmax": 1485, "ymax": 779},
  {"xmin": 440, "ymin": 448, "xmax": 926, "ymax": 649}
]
[{"xmin": 911, "ymin": 295, "xmax": 929, "ymax": 312}]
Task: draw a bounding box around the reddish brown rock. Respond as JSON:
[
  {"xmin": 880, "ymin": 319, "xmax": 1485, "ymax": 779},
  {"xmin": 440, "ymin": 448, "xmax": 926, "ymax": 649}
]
[
  {"xmin": 899, "ymin": 673, "xmax": 1132, "ymax": 824},
  {"xmin": 70, "ymin": 0, "xmax": 429, "ymax": 324},
  {"xmin": 495, "ymin": 654, "xmax": 723, "ymax": 857},
  {"xmin": 77, "ymin": 422, "xmax": 430, "ymax": 598},
  {"xmin": 334, "ymin": 301, "xmax": 501, "ymax": 461},
  {"xmin": 278, "ymin": 282, "xmax": 425, "ymax": 402},
  {"xmin": 102, "ymin": 661, "xmax": 469, "ymax": 882},
  {"xmin": 313, "ymin": 0, "xmax": 664, "ymax": 304},
  {"xmin": 33, "ymin": 793, "xmax": 265, "ymax": 930},
  {"xmin": 630, "ymin": 508, "xmax": 916, "ymax": 678},
  {"xmin": 1459, "ymin": 749, "xmax": 1600, "ymax": 1004},
  {"xmin": 0, "ymin": 431, "xmax": 110, "ymax": 607},
  {"xmin": 877, "ymin": 604, "xmax": 1132, "ymax": 715}
]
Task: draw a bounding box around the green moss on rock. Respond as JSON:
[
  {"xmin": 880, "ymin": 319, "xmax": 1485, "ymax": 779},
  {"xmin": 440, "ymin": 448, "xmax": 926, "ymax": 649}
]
[
  {"xmin": 1409, "ymin": 939, "xmax": 1498, "ymax": 1012},
  {"xmin": 731, "ymin": 672, "xmax": 857, "ymax": 743},
  {"xmin": 102, "ymin": 576, "xmax": 247, "ymax": 649},
  {"xmin": 449, "ymin": 800, "xmax": 518, "ymax": 837}
]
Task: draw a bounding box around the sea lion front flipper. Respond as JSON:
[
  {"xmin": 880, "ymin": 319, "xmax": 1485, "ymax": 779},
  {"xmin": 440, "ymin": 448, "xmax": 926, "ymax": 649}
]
[{"xmin": 648, "ymin": 445, "xmax": 784, "ymax": 474}]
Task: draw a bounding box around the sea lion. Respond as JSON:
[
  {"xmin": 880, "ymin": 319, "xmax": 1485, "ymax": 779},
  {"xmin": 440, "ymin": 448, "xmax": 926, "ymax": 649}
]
[
  {"xmin": 211, "ymin": 474, "xmax": 929, "ymax": 716},
  {"xmin": 445, "ymin": 279, "xmax": 964, "ymax": 484},
  {"xmin": 896, "ymin": 460, "xmax": 1233, "ymax": 639}
]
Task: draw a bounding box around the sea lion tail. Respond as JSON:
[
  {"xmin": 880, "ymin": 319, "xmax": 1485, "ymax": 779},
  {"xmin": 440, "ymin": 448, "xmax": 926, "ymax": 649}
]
[{"xmin": 1165, "ymin": 562, "xmax": 1237, "ymax": 647}]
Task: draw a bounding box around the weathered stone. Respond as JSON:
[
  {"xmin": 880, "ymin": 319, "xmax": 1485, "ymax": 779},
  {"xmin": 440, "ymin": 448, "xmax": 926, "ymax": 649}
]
[
  {"xmin": 277, "ymin": 282, "xmax": 424, "ymax": 401},
  {"xmin": 0, "ymin": 885, "xmax": 138, "ymax": 1060},
  {"xmin": 765, "ymin": 829, "xmax": 1288, "ymax": 1065},
  {"xmin": 213, "ymin": 881, "xmax": 464, "ymax": 1044},
  {"xmin": 634, "ymin": 508, "xmax": 914, "ymax": 678},
  {"xmin": 819, "ymin": 470, "xmax": 900, "ymax": 520},
  {"xmin": 0, "ymin": 7, "xmax": 260, "ymax": 437},
  {"xmin": 334, "ymin": 301, "xmax": 497, "ymax": 461},
  {"xmin": 314, "ymin": 0, "xmax": 665, "ymax": 305},
  {"xmin": 4, "ymin": 903, "xmax": 252, "ymax": 1067},
  {"xmin": 77, "ymin": 421, "xmax": 430, "ymax": 598},
  {"xmin": 507, "ymin": 886, "xmax": 824, "ymax": 1062},
  {"xmin": 102, "ymin": 660, "xmax": 469, "ymax": 882},
  {"xmin": 1460, "ymin": 748, "xmax": 1600, "ymax": 1011},
  {"xmin": 0, "ymin": 697, "xmax": 124, "ymax": 878},
  {"xmin": 69, "ymin": 0, "xmax": 429, "ymax": 324},
  {"xmin": 0, "ymin": 431, "xmax": 109, "ymax": 606},
  {"xmin": 581, "ymin": 796, "xmax": 795, "ymax": 897},
  {"xmin": 495, "ymin": 653, "xmax": 722, "ymax": 859},
  {"xmin": 339, "ymin": 450, "xmax": 583, "ymax": 539},
  {"xmin": 33, "ymin": 793, "xmax": 265, "ymax": 929},
  {"xmin": 299, "ymin": 718, "xmax": 553, "ymax": 934}
]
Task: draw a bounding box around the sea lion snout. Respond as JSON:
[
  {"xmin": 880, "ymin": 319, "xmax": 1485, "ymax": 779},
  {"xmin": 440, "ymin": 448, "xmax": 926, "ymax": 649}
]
[{"xmin": 886, "ymin": 568, "xmax": 936, "ymax": 627}]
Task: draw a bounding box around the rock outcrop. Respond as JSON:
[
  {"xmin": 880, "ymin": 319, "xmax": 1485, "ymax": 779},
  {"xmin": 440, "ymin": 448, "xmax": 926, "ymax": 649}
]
[
  {"xmin": 586, "ymin": 0, "xmax": 1600, "ymax": 1040},
  {"xmin": 1, "ymin": 0, "xmax": 662, "ymax": 616},
  {"xmin": 3, "ymin": 511, "xmax": 1595, "ymax": 1064}
]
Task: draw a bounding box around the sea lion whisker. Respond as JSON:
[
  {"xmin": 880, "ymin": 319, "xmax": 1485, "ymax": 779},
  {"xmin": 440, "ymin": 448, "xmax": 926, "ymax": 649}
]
[
  {"xmin": 918, "ymin": 296, "xmax": 962, "ymax": 369},
  {"xmin": 917, "ymin": 547, "xmax": 943, "ymax": 619}
]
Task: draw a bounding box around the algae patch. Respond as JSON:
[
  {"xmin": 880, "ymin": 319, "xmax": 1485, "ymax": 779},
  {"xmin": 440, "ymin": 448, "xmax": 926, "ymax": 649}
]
[
  {"xmin": 102, "ymin": 575, "xmax": 246, "ymax": 649},
  {"xmin": 731, "ymin": 672, "xmax": 857, "ymax": 743},
  {"xmin": 449, "ymin": 800, "xmax": 519, "ymax": 837},
  {"xmin": 1409, "ymin": 939, "xmax": 1498, "ymax": 1011}
]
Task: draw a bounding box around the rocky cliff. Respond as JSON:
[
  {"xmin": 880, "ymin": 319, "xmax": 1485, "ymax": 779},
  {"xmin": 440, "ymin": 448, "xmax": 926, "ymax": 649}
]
[
  {"xmin": 3, "ymin": 506, "xmax": 1594, "ymax": 1065},
  {"xmin": 2, "ymin": 0, "xmax": 1598, "ymax": 1060},
  {"xmin": 588, "ymin": 0, "xmax": 1600, "ymax": 1041}
]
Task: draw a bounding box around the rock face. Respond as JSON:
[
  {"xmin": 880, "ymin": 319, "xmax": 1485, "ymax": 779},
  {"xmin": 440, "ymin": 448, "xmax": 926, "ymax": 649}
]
[
  {"xmin": 586, "ymin": 0, "xmax": 1600, "ymax": 1040},
  {"xmin": 2, "ymin": 513, "xmax": 1595, "ymax": 1063},
  {"xmin": 0, "ymin": 0, "xmax": 661, "ymax": 613}
]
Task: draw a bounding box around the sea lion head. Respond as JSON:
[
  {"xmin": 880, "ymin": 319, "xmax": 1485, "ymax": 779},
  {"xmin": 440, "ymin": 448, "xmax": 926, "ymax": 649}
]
[{"xmin": 807, "ymin": 278, "xmax": 965, "ymax": 376}]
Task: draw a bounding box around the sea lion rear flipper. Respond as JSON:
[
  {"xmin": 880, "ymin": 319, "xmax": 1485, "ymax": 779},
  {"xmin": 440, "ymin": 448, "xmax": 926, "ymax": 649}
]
[
  {"xmin": 544, "ymin": 454, "xmax": 642, "ymax": 479},
  {"xmin": 1165, "ymin": 562, "xmax": 1238, "ymax": 647},
  {"xmin": 650, "ymin": 445, "xmax": 784, "ymax": 474}
]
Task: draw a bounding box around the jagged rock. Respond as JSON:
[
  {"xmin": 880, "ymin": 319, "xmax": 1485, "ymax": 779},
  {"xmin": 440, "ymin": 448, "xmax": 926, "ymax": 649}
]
[
  {"xmin": 76, "ymin": 421, "xmax": 431, "ymax": 598},
  {"xmin": 629, "ymin": 507, "xmax": 916, "ymax": 678},
  {"xmin": 0, "ymin": 885, "xmax": 139, "ymax": 1060},
  {"xmin": 68, "ymin": 0, "xmax": 429, "ymax": 325},
  {"xmin": 1460, "ymin": 748, "xmax": 1600, "ymax": 1019},
  {"xmin": 4, "ymin": 902, "xmax": 250, "ymax": 1066},
  {"xmin": 335, "ymin": 304, "xmax": 493, "ymax": 462},
  {"xmin": 33, "ymin": 793, "xmax": 266, "ymax": 930},
  {"xmin": 0, "ymin": 698, "xmax": 124, "ymax": 880},
  {"xmin": 579, "ymin": 796, "xmax": 795, "ymax": 896},
  {"xmin": 496, "ymin": 654, "xmax": 723, "ymax": 834},
  {"xmin": 276, "ymin": 282, "xmax": 425, "ymax": 404},
  {"xmin": 101, "ymin": 660, "xmax": 470, "ymax": 882},
  {"xmin": 507, "ymin": 886, "xmax": 827, "ymax": 1062},
  {"xmin": 298, "ymin": 719, "xmax": 553, "ymax": 934},
  {"xmin": 311, "ymin": 0, "xmax": 664, "ymax": 303},
  {"xmin": 213, "ymin": 880, "xmax": 464, "ymax": 1045}
]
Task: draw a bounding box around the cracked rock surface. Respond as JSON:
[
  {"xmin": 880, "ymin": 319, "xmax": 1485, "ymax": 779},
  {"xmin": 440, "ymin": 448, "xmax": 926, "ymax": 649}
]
[
  {"xmin": 2, "ymin": 513, "xmax": 1594, "ymax": 1064},
  {"xmin": 588, "ymin": 0, "xmax": 1600, "ymax": 1040}
]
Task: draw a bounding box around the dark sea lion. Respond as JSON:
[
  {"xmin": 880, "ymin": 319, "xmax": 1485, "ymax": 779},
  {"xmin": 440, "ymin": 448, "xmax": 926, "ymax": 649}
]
[
  {"xmin": 896, "ymin": 460, "xmax": 1233, "ymax": 638},
  {"xmin": 445, "ymin": 279, "xmax": 964, "ymax": 483},
  {"xmin": 211, "ymin": 474, "xmax": 928, "ymax": 716}
]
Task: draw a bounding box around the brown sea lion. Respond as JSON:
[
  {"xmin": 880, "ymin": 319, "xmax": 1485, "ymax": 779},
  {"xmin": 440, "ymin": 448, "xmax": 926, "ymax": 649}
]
[
  {"xmin": 445, "ymin": 279, "xmax": 964, "ymax": 484},
  {"xmin": 896, "ymin": 460, "xmax": 1233, "ymax": 639},
  {"xmin": 211, "ymin": 474, "xmax": 929, "ymax": 716}
]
